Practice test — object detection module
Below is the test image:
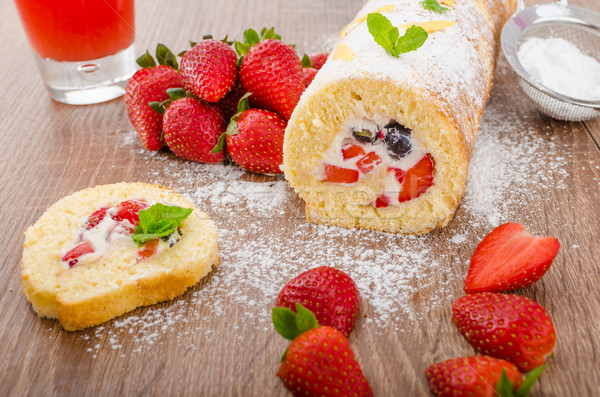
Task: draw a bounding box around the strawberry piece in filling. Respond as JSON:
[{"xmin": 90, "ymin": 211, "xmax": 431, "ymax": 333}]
[
  {"xmin": 137, "ymin": 238, "xmax": 160, "ymax": 261},
  {"xmin": 341, "ymin": 144, "xmax": 366, "ymax": 160},
  {"xmin": 61, "ymin": 241, "xmax": 95, "ymax": 268},
  {"xmin": 84, "ymin": 207, "xmax": 109, "ymax": 230},
  {"xmin": 396, "ymin": 154, "xmax": 434, "ymax": 203},
  {"xmin": 322, "ymin": 164, "xmax": 359, "ymax": 184},
  {"xmin": 356, "ymin": 151, "xmax": 382, "ymax": 174}
]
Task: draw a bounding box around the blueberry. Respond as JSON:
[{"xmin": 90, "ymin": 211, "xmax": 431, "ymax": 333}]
[{"xmin": 382, "ymin": 121, "xmax": 412, "ymax": 159}]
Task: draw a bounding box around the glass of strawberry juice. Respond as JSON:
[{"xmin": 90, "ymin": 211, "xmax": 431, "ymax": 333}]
[{"xmin": 13, "ymin": 0, "xmax": 136, "ymax": 105}]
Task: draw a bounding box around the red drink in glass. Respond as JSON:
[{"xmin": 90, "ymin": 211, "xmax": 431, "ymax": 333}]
[
  {"xmin": 14, "ymin": 0, "xmax": 136, "ymax": 104},
  {"xmin": 14, "ymin": 0, "xmax": 135, "ymax": 62}
]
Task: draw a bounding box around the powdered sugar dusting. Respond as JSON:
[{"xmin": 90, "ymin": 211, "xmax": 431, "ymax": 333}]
[{"xmin": 84, "ymin": 92, "xmax": 568, "ymax": 353}]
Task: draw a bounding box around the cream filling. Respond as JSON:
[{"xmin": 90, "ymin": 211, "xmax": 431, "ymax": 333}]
[{"xmin": 315, "ymin": 111, "xmax": 428, "ymax": 201}]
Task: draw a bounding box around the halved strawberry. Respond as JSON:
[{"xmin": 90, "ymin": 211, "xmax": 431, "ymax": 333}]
[
  {"xmin": 61, "ymin": 241, "xmax": 94, "ymax": 267},
  {"xmin": 395, "ymin": 153, "xmax": 434, "ymax": 202},
  {"xmin": 356, "ymin": 151, "xmax": 382, "ymax": 174},
  {"xmin": 464, "ymin": 223, "xmax": 560, "ymax": 293},
  {"xmin": 342, "ymin": 144, "xmax": 366, "ymax": 160},
  {"xmin": 322, "ymin": 165, "xmax": 359, "ymax": 184}
]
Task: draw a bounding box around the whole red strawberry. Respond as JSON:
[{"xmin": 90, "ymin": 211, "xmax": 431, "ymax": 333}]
[
  {"xmin": 273, "ymin": 304, "xmax": 372, "ymax": 397},
  {"xmin": 452, "ymin": 292, "xmax": 556, "ymax": 372},
  {"xmin": 302, "ymin": 67, "xmax": 318, "ymax": 87},
  {"xmin": 180, "ymin": 39, "xmax": 238, "ymax": 102},
  {"xmin": 125, "ymin": 65, "xmax": 184, "ymax": 150},
  {"xmin": 464, "ymin": 223, "xmax": 560, "ymax": 293},
  {"xmin": 239, "ymin": 39, "xmax": 304, "ymax": 120},
  {"xmin": 310, "ymin": 52, "xmax": 328, "ymax": 70},
  {"xmin": 276, "ymin": 266, "xmax": 360, "ymax": 337},
  {"xmin": 426, "ymin": 355, "xmax": 545, "ymax": 397},
  {"xmin": 225, "ymin": 107, "xmax": 286, "ymax": 174},
  {"xmin": 163, "ymin": 97, "xmax": 225, "ymax": 163}
]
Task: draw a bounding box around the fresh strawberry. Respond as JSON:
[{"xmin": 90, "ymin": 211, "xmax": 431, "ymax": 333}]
[
  {"xmin": 125, "ymin": 45, "xmax": 183, "ymax": 151},
  {"xmin": 216, "ymin": 83, "xmax": 246, "ymax": 122},
  {"xmin": 323, "ymin": 164, "xmax": 359, "ymax": 184},
  {"xmin": 426, "ymin": 355, "xmax": 545, "ymax": 397},
  {"xmin": 273, "ymin": 304, "xmax": 372, "ymax": 397},
  {"xmin": 452, "ymin": 292, "xmax": 556, "ymax": 371},
  {"xmin": 464, "ymin": 223, "xmax": 560, "ymax": 293},
  {"xmin": 310, "ymin": 52, "xmax": 328, "ymax": 70},
  {"xmin": 114, "ymin": 200, "xmax": 149, "ymax": 229},
  {"xmin": 239, "ymin": 39, "xmax": 304, "ymax": 120},
  {"xmin": 180, "ymin": 39, "xmax": 238, "ymax": 102},
  {"xmin": 302, "ymin": 67, "xmax": 318, "ymax": 87},
  {"xmin": 223, "ymin": 106, "xmax": 286, "ymax": 174},
  {"xmin": 125, "ymin": 65, "xmax": 184, "ymax": 151},
  {"xmin": 276, "ymin": 266, "xmax": 360, "ymax": 336},
  {"xmin": 163, "ymin": 97, "xmax": 226, "ymax": 163},
  {"xmin": 393, "ymin": 153, "xmax": 434, "ymax": 202},
  {"xmin": 356, "ymin": 151, "xmax": 382, "ymax": 174},
  {"xmin": 84, "ymin": 207, "xmax": 109, "ymax": 230},
  {"xmin": 61, "ymin": 241, "xmax": 94, "ymax": 267},
  {"xmin": 342, "ymin": 144, "xmax": 366, "ymax": 159}
]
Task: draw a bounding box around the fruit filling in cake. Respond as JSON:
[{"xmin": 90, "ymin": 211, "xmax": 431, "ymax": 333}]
[
  {"xmin": 61, "ymin": 200, "xmax": 188, "ymax": 267},
  {"xmin": 317, "ymin": 117, "xmax": 435, "ymax": 207}
]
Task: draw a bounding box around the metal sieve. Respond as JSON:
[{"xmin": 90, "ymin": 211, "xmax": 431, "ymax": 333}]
[{"xmin": 501, "ymin": 0, "xmax": 600, "ymax": 121}]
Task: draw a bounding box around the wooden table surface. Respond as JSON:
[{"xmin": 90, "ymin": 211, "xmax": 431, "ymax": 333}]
[{"xmin": 1, "ymin": 0, "xmax": 599, "ymax": 396}]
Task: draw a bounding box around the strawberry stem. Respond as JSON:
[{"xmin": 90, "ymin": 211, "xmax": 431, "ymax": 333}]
[
  {"xmin": 272, "ymin": 303, "xmax": 318, "ymax": 341},
  {"xmin": 156, "ymin": 43, "xmax": 178, "ymax": 70},
  {"xmin": 301, "ymin": 54, "xmax": 312, "ymax": 68},
  {"xmin": 136, "ymin": 51, "xmax": 156, "ymax": 68}
]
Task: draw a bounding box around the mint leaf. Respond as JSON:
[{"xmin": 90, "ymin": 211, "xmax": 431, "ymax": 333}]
[
  {"xmin": 367, "ymin": 13, "xmax": 397, "ymax": 55},
  {"xmin": 420, "ymin": 0, "xmax": 449, "ymax": 13},
  {"xmin": 367, "ymin": 13, "xmax": 428, "ymax": 58},
  {"xmin": 393, "ymin": 25, "xmax": 428, "ymax": 56},
  {"xmin": 132, "ymin": 203, "xmax": 192, "ymax": 245}
]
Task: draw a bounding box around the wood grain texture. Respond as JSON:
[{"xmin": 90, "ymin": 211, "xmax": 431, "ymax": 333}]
[{"xmin": 1, "ymin": 0, "xmax": 599, "ymax": 396}]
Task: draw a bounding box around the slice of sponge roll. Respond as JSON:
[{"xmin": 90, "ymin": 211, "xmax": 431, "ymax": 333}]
[
  {"xmin": 283, "ymin": 0, "xmax": 516, "ymax": 234},
  {"xmin": 21, "ymin": 182, "xmax": 220, "ymax": 331}
]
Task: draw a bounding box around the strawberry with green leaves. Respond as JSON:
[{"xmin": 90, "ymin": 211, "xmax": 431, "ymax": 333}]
[
  {"xmin": 213, "ymin": 93, "xmax": 286, "ymax": 174},
  {"xmin": 452, "ymin": 292, "xmax": 556, "ymax": 372},
  {"xmin": 426, "ymin": 356, "xmax": 544, "ymax": 397},
  {"xmin": 276, "ymin": 266, "xmax": 360, "ymax": 337},
  {"xmin": 125, "ymin": 44, "xmax": 184, "ymax": 151},
  {"xmin": 309, "ymin": 52, "xmax": 328, "ymax": 70},
  {"xmin": 301, "ymin": 54, "xmax": 318, "ymax": 87},
  {"xmin": 464, "ymin": 223, "xmax": 560, "ymax": 293},
  {"xmin": 273, "ymin": 303, "xmax": 372, "ymax": 397},
  {"xmin": 180, "ymin": 38, "xmax": 238, "ymax": 102},
  {"xmin": 237, "ymin": 28, "xmax": 304, "ymax": 120},
  {"xmin": 161, "ymin": 89, "xmax": 225, "ymax": 163}
]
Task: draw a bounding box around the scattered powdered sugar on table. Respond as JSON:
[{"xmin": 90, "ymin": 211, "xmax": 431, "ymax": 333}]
[{"xmin": 88, "ymin": 69, "xmax": 569, "ymax": 354}]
